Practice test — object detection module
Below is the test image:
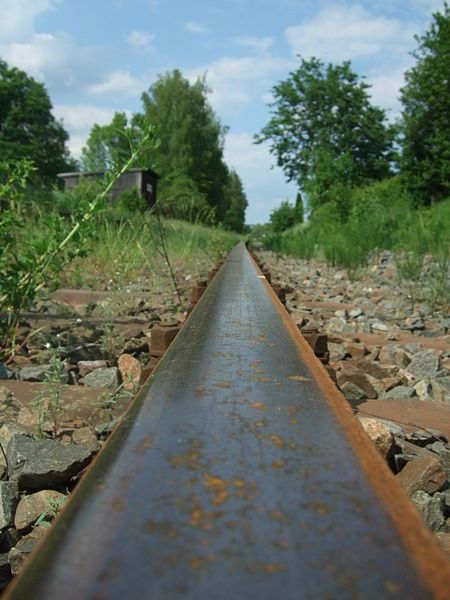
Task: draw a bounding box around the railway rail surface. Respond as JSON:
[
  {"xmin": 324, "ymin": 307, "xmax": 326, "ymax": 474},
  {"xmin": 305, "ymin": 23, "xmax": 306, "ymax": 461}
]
[{"xmin": 5, "ymin": 243, "xmax": 450, "ymax": 599}]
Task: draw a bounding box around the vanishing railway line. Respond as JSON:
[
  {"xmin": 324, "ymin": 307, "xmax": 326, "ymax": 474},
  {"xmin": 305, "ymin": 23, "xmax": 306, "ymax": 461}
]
[{"xmin": 5, "ymin": 243, "xmax": 450, "ymax": 599}]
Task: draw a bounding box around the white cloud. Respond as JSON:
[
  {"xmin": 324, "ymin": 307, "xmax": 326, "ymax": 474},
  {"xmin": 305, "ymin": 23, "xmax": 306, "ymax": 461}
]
[
  {"xmin": 224, "ymin": 132, "xmax": 297, "ymax": 223},
  {"xmin": 0, "ymin": 0, "xmax": 56, "ymax": 42},
  {"xmin": 87, "ymin": 71, "xmax": 143, "ymax": 96},
  {"xmin": 0, "ymin": 31, "xmax": 103, "ymax": 95},
  {"xmin": 53, "ymin": 104, "xmax": 132, "ymax": 157},
  {"xmin": 367, "ymin": 63, "xmax": 413, "ymax": 118},
  {"xmin": 233, "ymin": 36, "xmax": 274, "ymax": 53},
  {"xmin": 127, "ymin": 30, "xmax": 155, "ymax": 48},
  {"xmin": 184, "ymin": 20, "xmax": 209, "ymax": 34},
  {"xmin": 285, "ymin": 4, "xmax": 416, "ymax": 62},
  {"xmin": 189, "ymin": 54, "xmax": 292, "ymax": 114}
]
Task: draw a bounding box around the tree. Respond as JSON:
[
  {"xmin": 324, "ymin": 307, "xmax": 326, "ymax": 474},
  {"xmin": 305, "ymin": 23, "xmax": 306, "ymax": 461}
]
[
  {"xmin": 0, "ymin": 58, "xmax": 72, "ymax": 182},
  {"xmin": 295, "ymin": 192, "xmax": 304, "ymax": 224},
  {"xmin": 136, "ymin": 70, "xmax": 229, "ymax": 221},
  {"xmin": 222, "ymin": 169, "xmax": 248, "ymax": 232},
  {"xmin": 157, "ymin": 170, "xmax": 211, "ymax": 222},
  {"xmin": 257, "ymin": 58, "xmax": 395, "ymax": 211},
  {"xmin": 81, "ymin": 112, "xmax": 137, "ymax": 171},
  {"xmin": 400, "ymin": 4, "xmax": 450, "ymax": 205},
  {"xmin": 81, "ymin": 70, "xmax": 234, "ymax": 224},
  {"xmin": 269, "ymin": 200, "xmax": 297, "ymax": 233}
]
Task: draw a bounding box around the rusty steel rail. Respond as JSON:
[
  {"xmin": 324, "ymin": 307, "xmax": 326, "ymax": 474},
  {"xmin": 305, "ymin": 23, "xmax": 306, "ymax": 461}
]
[{"xmin": 5, "ymin": 243, "xmax": 450, "ymax": 599}]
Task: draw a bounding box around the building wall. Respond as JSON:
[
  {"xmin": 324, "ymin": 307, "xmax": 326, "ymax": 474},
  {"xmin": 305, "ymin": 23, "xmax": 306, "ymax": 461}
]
[{"xmin": 57, "ymin": 169, "xmax": 159, "ymax": 208}]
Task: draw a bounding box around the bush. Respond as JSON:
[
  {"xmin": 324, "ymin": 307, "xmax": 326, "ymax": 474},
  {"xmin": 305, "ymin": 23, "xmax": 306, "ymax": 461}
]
[
  {"xmin": 269, "ymin": 200, "xmax": 297, "ymax": 233},
  {"xmin": 264, "ymin": 177, "xmax": 449, "ymax": 277},
  {"xmin": 157, "ymin": 171, "xmax": 213, "ymax": 222}
]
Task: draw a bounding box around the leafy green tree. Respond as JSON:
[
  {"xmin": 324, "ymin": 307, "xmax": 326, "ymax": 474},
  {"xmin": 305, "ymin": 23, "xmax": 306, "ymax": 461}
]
[
  {"xmin": 81, "ymin": 70, "xmax": 233, "ymax": 223},
  {"xmin": 269, "ymin": 200, "xmax": 297, "ymax": 233},
  {"xmin": 222, "ymin": 169, "xmax": 248, "ymax": 232},
  {"xmin": 0, "ymin": 58, "xmax": 73, "ymax": 182},
  {"xmin": 400, "ymin": 3, "xmax": 450, "ymax": 205},
  {"xmin": 157, "ymin": 171, "xmax": 211, "ymax": 222},
  {"xmin": 136, "ymin": 70, "xmax": 229, "ymax": 221},
  {"xmin": 257, "ymin": 58, "xmax": 395, "ymax": 211},
  {"xmin": 295, "ymin": 192, "xmax": 304, "ymax": 224},
  {"xmin": 81, "ymin": 112, "xmax": 138, "ymax": 171}
]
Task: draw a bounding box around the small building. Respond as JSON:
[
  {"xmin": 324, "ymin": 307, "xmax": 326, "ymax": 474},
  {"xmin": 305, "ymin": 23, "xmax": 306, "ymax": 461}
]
[{"xmin": 57, "ymin": 168, "xmax": 160, "ymax": 209}]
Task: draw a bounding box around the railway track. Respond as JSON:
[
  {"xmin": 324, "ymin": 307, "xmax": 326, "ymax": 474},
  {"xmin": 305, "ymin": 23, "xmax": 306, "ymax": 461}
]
[{"xmin": 5, "ymin": 242, "xmax": 450, "ymax": 599}]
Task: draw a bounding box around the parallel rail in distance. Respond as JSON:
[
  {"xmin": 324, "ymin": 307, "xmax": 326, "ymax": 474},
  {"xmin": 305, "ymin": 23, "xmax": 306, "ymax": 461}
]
[{"xmin": 5, "ymin": 243, "xmax": 450, "ymax": 599}]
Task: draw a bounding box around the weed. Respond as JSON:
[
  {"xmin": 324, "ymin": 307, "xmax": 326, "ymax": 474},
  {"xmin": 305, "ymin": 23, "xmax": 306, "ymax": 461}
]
[
  {"xmin": 98, "ymin": 302, "xmax": 125, "ymax": 361},
  {"xmin": 0, "ymin": 125, "xmax": 159, "ymax": 360},
  {"xmin": 99, "ymin": 384, "xmax": 134, "ymax": 409},
  {"xmin": 34, "ymin": 494, "xmax": 68, "ymax": 528},
  {"xmin": 33, "ymin": 345, "xmax": 67, "ymax": 437}
]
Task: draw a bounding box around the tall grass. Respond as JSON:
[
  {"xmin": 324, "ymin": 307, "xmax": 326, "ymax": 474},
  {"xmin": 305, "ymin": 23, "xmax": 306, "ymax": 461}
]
[
  {"xmin": 266, "ymin": 178, "xmax": 449, "ymax": 269},
  {"xmin": 264, "ymin": 177, "xmax": 449, "ymax": 308}
]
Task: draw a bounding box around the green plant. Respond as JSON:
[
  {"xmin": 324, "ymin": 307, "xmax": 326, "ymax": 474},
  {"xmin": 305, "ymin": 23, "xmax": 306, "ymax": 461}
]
[
  {"xmin": 423, "ymin": 253, "xmax": 450, "ymax": 311},
  {"xmin": 33, "ymin": 345, "xmax": 67, "ymax": 437},
  {"xmin": 99, "ymin": 384, "xmax": 134, "ymax": 409},
  {"xmin": 0, "ymin": 126, "xmax": 159, "ymax": 360},
  {"xmin": 34, "ymin": 494, "xmax": 68, "ymax": 528},
  {"xmin": 98, "ymin": 301, "xmax": 125, "ymax": 360}
]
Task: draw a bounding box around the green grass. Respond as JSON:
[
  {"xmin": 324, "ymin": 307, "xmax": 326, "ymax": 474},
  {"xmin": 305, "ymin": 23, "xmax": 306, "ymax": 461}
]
[
  {"xmin": 262, "ymin": 178, "xmax": 449, "ymax": 309},
  {"xmin": 60, "ymin": 214, "xmax": 242, "ymax": 291}
]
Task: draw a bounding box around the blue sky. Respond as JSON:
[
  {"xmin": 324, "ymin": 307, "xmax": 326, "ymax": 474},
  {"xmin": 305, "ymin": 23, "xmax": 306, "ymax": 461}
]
[{"xmin": 0, "ymin": 0, "xmax": 445, "ymax": 223}]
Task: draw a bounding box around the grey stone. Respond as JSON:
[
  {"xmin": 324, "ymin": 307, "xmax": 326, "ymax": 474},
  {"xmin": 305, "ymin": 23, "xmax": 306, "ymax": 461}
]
[
  {"xmin": 371, "ymin": 419, "xmax": 405, "ymax": 437},
  {"xmin": 19, "ymin": 364, "xmax": 68, "ymax": 384},
  {"xmin": 0, "ymin": 365, "xmax": 14, "ymax": 380},
  {"xmin": 406, "ymin": 350, "xmax": 440, "ymax": 381},
  {"xmin": 0, "ymin": 553, "xmax": 11, "ymax": 590},
  {"xmin": 83, "ymin": 367, "xmax": 119, "ymax": 389},
  {"xmin": 326, "ymin": 318, "xmax": 348, "ymax": 334},
  {"xmin": 383, "ymin": 386, "xmax": 417, "ymax": 399},
  {"xmin": 370, "ymin": 319, "xmax": 389, "ymax": 332},
  {"xmin": 94, "ymin": 418, "xmax": 120, "ymax": 440},
  {"xmin": 402, "ymin": 317, "xmax": 425, "ymax": 331},
  {"xmin": 411, "ymin": 490, "xmax": 445, "ymax": 532},
  {"xmin": 0, "ymin": 424, "xmax": 31, "ymax": 450},
  {"xmin": 378, "ymin": 345, "xmax": 410, "ymax": 368},
  {"xmin": 427, "ymin": 442, "xmax": 450, "ymax": 477},
  {"xmin": 328, "ymin": 342, "xmax": 348, "ymax": 361},
  {"xmin": 413, "ymin": 379, "xmax": 433, "ymax": 401},
  {"xmin": 8, "ymin": 527, "xmax": 48, "ymax": 575},
  {"xmin": 440, "ymin": 489, "xmax": 450, "ymax": 510},
  {"xmin": 7, "ymin": 435, "xmax": 93, "ymax": 489},
  {"xmin": 341, "ymin": 381, "xmax": 367, "ymax": 401},
  {"xmin": 358, "ymin": 417, "xmax": 394, "ymax": 458},
  {"xmin": 393, "ymin": 438, "xmax": 436, "ymax": 472},
  {"xmin": 77, "ymin": 360, "xmax": 109, "ymax": 378},
  {"xmin": 348, "ymin": 308, "xmax": 363, "ymax": 318},
  {"xmin": 71, "ymin": 427, "xmax": 99, "ymax": 452},
  {"xmin": 0, "ymin": 483, "xmax": 19, "ymax": 530},
  {"xmin": 405, "ymin": 429, "xmax": 447, "ymax": 445},
  {"xmin": 430, "ymin": 377, "xmax": 450, "ymax": 403},
  {"xmin": 0, "ymin": 528, "xmax": 20, "ymax": 553}
]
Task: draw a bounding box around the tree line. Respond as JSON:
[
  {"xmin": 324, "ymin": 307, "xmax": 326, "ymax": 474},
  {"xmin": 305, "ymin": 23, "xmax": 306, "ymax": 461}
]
[
  {"xmin": 259, "ymin": 3, "xmax": 450, "ymax": 229},
  {"xmin": 0, "ymin": 66, "xmax": 247, "ymax": 232},
  {"xmin": 1, "ymin": 4, "xmax": 448, "ymax": 232}
]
